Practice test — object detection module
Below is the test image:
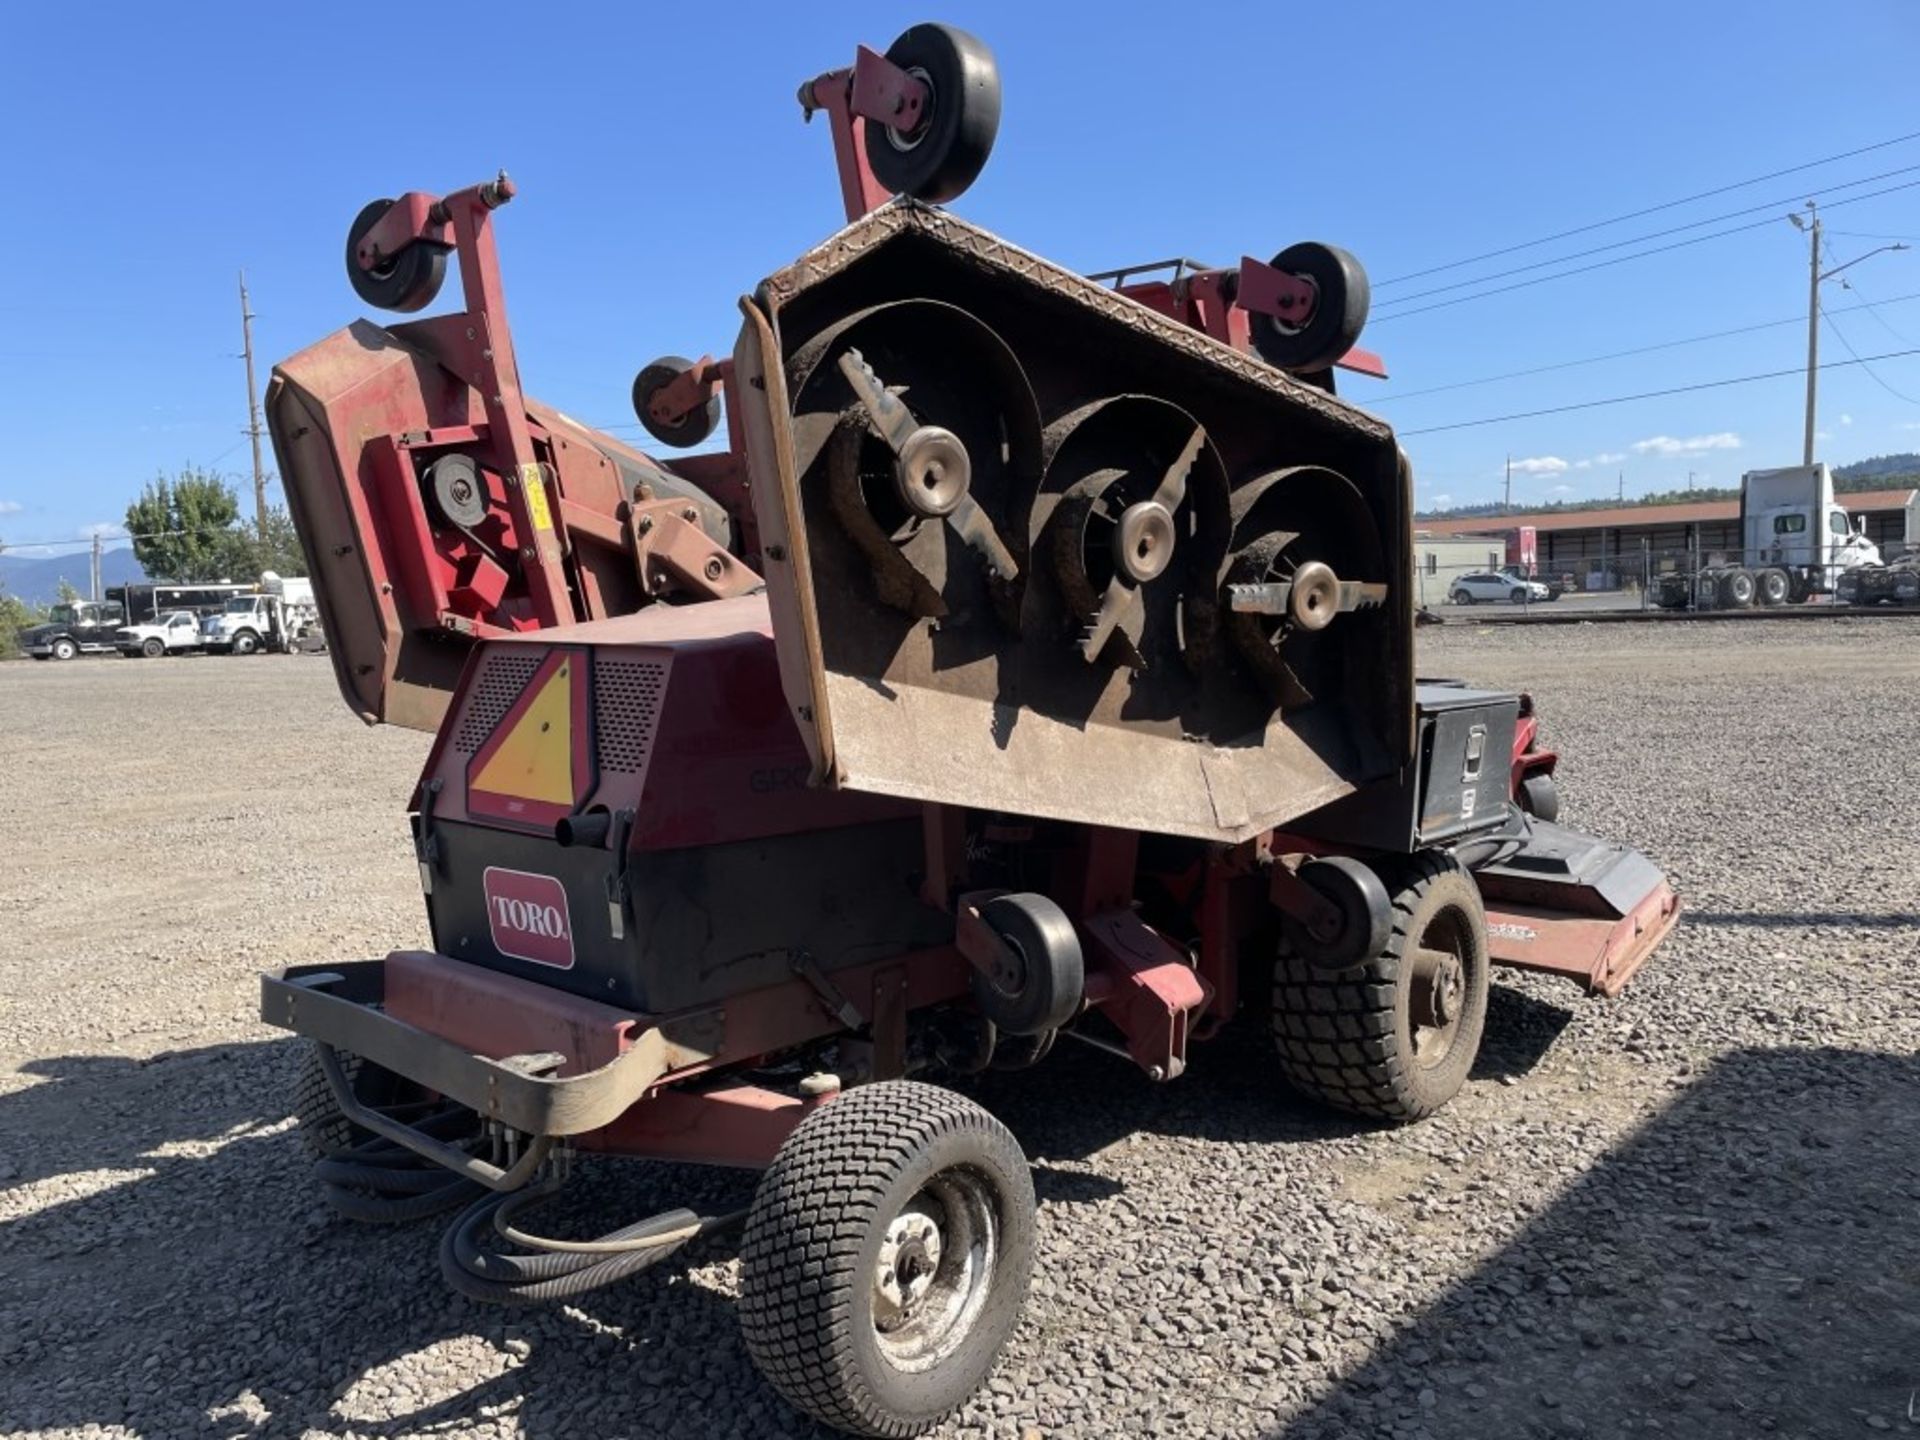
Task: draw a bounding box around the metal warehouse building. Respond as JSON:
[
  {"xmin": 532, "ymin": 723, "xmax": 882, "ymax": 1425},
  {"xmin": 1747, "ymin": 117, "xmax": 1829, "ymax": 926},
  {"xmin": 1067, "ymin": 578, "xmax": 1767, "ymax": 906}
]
[{"xmin": 1418, "ymin": 486, "xmax": 1917, "ymax": 588}]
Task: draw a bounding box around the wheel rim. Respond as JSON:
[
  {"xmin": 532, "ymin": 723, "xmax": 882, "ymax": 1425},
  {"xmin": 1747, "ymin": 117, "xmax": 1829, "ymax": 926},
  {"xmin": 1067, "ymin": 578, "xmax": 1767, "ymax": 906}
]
[
  {"xmin": 1406, "ymin": 905, "xmax": 1473, "ymax": 1070},
  {"xmin": 870, "ymin": 1168, "xmax": 999, "ymax": 1373},
  {"xmin": 884, "ymin": 67, "xmax": 936, "ymax": 152}
]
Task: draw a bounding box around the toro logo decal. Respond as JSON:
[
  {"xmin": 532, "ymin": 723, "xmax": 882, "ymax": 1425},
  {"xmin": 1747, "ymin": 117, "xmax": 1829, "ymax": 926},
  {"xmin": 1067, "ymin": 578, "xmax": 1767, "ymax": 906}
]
[{"xmin": 481, "ymin": 867, "xmax": 575, "ymax": 970}]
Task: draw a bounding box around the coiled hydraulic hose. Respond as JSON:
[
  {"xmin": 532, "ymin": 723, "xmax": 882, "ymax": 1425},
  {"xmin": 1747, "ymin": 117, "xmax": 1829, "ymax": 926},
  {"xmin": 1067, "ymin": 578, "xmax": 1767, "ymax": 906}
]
[
  {"xmin": 438, "ymin": 1179, "xmax": 745, "ymax": 1305},
  {"xmin": 316, "ymin": 1111, "xmax": 483, "ymax": 1223}
]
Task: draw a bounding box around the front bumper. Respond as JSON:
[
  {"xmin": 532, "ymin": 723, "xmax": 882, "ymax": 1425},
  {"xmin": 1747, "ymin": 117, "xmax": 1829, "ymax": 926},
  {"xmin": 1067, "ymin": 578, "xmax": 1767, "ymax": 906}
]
[{"xmin": 262, "ymin": 952, "xmax": 718, "ymax": 1142}]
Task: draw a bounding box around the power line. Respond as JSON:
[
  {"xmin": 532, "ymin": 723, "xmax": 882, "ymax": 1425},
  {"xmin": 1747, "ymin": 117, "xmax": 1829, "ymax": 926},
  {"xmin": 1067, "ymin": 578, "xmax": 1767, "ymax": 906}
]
[
  {"xmin": 1836, "ymin": 274, "xmax": 1920, "ymax": 350},
  {"xmin": 1369, "ymin": 290, "xmax": 1920, "ymax": 404},
  {"xmin": 1368, "ymin": 178, "xmax": 1920, "ymax": 325},
  {"xmin": 1375, "ymin": 128, "xmax": 1920, "ymax": 288},
  {"xmin": 1821, "ymin": 306, "xmax": 1920, "ymax": 406},
  {"xmin": 1397, "ymin": 346, "xmax": 1920, "ymax": 435},
  {"xmin": 1372, "ymin": 162, "xmax": 1920, "ymax": 312}
]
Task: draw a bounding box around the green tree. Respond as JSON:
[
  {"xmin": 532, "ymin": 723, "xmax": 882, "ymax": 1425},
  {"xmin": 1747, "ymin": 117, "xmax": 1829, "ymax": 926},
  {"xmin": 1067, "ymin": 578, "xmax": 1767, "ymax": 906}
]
[
  {"xmin": 0, "ymin": 539, "xmax": 42, "ymax": 658},
  {"xmin": 125, "ymin": 468, "xmax": 248, "ymax": 581},
  {"xmin": 232, "ymin": 506, "xmax": 309, "ymax": 578},
  {"xmin": 55, "ymin": 577, "xmax": 80, "ymax": 604}
]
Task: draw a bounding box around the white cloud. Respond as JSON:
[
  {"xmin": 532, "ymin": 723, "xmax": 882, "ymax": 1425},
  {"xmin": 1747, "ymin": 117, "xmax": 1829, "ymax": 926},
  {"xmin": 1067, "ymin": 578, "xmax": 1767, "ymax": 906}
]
[
  {"xmin": 1551, "ymin": 484, "xmax": 1573, "ymax": 495},
  {"xmin": 1430, "ymin": 493, "xmax": 1453, "ymax": 508},
  {"xmin": 0, "ymin": 500, "xmax": 21, "ymax": 515},
  {"xmin": 1631, "ymin": 432, "xmax": 1741, "ymax": 457},
  {"xmin": 1509, "ymin": 455, "xmax": 1570, "ymax": 476},
  {"xmin": 1814, "ymin": 430, "xmax": 1834, "ymax": 441},
  {"xmin": 1592, "ymin": 451, "xmax": 1627, "ymax": 465},
  {"xmin": 1841, "ymin": 413, "xmax": 1854, "ymax": 427},
  {"xmin": 77, "ymin": 522, "xmax": 124, "ymax": 540}
]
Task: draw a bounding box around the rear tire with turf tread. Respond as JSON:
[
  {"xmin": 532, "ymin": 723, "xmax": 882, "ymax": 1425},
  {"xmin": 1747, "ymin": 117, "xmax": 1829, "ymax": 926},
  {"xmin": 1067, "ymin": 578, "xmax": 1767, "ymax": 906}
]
[
  {"xmin": 739, "ymin": 1080, "xmax": 1035, "ymax": 1438},
  {"xmin": 292, "ymin": 1044, "xmax": 412, "ymax": 1159},
  {"xmin": 1271, "ymin": 850, "xmax": 1490, "ymax": 1123}
]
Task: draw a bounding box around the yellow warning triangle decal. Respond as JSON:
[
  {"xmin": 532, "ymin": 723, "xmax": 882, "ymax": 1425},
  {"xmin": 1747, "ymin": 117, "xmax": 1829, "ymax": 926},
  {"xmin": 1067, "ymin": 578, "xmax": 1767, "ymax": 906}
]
[{"xmin": 472, "ymin": 662, "xmax": 575, "ymax": 805}]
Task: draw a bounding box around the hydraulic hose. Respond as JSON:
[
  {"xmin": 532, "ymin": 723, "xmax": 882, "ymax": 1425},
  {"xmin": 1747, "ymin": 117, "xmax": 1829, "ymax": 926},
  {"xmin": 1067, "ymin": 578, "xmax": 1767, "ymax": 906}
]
[
  {"xmin": 438, "ymin": 1182, "xmax": 746, "ymax": 1305},
  {"xmin": 316, "ymin": 1109, "xmax": 484, "ymax": 1223}
]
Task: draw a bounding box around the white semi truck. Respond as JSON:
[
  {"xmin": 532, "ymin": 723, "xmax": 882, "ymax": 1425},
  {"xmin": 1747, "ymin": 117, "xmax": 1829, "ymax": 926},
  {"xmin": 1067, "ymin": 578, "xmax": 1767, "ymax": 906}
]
[
  {"xmin": 1836, "ymin": 489, "xmax": 1920, "ymax": 607},
  {"xmin": 1654, "ymin": 464, "xmax": 1880, "ymax": 610}
]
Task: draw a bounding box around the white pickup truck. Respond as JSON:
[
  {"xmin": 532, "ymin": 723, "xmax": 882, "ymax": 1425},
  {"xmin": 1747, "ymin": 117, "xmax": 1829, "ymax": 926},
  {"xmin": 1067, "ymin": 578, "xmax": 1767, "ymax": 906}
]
[{"xmin": 115, "ymin": 609, "xmax": 205, "ymax": 657}]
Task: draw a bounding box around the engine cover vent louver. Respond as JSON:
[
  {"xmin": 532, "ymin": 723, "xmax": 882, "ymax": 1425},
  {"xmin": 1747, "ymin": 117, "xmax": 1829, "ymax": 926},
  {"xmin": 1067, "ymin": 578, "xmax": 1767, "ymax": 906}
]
[
  {"xmin": 595, "ymin": 659, "xmax": 668, "ymax": 775},
  {"xmin": 451, "ymin": 653, "xmax": 543, "ymax": 755}
]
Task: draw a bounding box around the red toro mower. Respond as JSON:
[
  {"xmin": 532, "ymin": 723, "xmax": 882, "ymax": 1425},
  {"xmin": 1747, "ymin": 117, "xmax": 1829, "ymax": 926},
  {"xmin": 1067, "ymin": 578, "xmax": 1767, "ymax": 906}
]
[{"xmin": 261, "ymin": 22, "xmax": 1678, "ymax": 1437}]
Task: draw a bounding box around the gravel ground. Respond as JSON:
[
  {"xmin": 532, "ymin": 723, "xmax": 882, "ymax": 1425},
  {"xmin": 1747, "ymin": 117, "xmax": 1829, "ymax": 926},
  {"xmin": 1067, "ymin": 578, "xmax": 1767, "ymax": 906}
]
[{"xmin": 2, "ymin": 620, "xmax": 1917, "ymax": 1440}]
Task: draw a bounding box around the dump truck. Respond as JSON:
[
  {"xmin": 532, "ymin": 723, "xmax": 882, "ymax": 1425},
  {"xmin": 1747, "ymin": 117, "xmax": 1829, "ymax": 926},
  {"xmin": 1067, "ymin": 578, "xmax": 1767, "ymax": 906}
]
[
  {"xmin": 1655, "ymin": 464, "xmax": 1881, "ymax": 609},
  {"xmin": 254, "ymin": 24, "xmax": 1679, "ymax": 1437}
]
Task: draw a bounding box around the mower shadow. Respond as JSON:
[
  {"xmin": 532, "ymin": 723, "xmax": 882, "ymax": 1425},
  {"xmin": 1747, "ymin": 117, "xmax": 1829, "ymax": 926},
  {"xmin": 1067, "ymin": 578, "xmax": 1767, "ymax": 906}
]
[
  {"xmin": 1266, "ymin": 1044, "xmax": 1920, "ymax": 1439},
  {"xmin": 0, "ymin": 977, "xmax": 1581, "ymax": 1439},
  {"xmin": 971, "ymin": 977, "xmax": 1577, "ymax": 1168},
  {"xmin": 0, "ymin": 1036, "xmax": 763, "ymax": 1440}
]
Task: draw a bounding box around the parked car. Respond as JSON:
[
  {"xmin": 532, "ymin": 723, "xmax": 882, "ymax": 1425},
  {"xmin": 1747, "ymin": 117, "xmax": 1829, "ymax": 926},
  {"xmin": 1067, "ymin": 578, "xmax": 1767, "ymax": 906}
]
[
  {"xmin": 1499, "ymin": 564, "xmax": 1564, "ymax": 599},
  {"xmin": 115, "ymin": 609, "xmax": 205, "ymax": 658},
  {"xmin": 1449, "ymin": 571, "xmax": 1549, "ymax": 605}
]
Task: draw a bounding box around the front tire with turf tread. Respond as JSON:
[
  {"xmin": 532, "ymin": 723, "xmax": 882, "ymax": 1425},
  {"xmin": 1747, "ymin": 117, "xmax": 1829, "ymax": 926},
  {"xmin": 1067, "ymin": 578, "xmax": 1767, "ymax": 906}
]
[
  {"xmin": 1271, "ymin": 850, "xmax": 1490, "ymax": 1123},
  {"xmin": 739, "ymin": 1080, "xmax": 1035, "ymax": 1438}
]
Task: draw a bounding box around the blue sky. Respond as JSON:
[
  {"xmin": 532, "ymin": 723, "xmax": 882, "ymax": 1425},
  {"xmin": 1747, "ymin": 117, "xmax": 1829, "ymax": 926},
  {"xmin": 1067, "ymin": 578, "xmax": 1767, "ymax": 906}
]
[{"xmin": 3, "ymin": 0, "xmax": 1918, "ymax": 558}]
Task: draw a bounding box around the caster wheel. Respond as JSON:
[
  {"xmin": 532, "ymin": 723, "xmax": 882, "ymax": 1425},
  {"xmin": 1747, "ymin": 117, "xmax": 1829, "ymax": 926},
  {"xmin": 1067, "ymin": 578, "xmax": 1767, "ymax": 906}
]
[
  {"xmin": 1518, "ymin": 772, "xmax": 1560, "ymax": 823},
  {"xmin": 1247, "ymin": 241, "xmax": 1371, "ymax": 375},
  {"xmin": 969, "ymin": 891, "xmax": 1083, "ymax": 1036},
  {"xmin": 864, "ymin": 24, "xmax": 1002, "ymax": 204},
  {"xmin": 631, "ymin": 355, "xmax": 721, "ymax": 449},
  {"xmin": 1281, "ymin": 854, "xmax": 1393, "ymax": 973},
  {"xmin": 345, "ymin": 199, "xmax": 448, "ymax": 313}
]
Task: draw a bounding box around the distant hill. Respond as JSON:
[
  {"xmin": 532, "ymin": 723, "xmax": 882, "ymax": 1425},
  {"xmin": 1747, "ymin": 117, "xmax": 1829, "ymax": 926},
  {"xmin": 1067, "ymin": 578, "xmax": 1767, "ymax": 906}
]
[
  {"xmin": 0, "ymin": 547, "xmax": 145, "ymax": 608},
  {"xmin": 1417, "ymin": 453, "xmax": 1920, "ymax": 521},
  {"xmin": 1833, "ymin": 452, "xmax": 1920, "ymax": 485}
]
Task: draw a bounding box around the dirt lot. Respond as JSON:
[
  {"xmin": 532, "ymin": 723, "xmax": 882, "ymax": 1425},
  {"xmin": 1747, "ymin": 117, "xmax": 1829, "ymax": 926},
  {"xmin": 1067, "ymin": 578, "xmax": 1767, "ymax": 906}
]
[{"xmin": 3, "ymin": 619, "xmax": 1918, "ymax": 1439}]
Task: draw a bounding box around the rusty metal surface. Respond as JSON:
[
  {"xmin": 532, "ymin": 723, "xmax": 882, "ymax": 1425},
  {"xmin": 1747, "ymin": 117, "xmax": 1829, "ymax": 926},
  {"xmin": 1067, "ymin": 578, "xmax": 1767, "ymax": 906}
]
[
  {"xmin": 1483, "ymin": 885, "xmax": 1681, "ymax": 997},
  {"xmin": 757, "ymin": 201, "xmax": 1393, "ymax": 441},
  {"xmin": 735, "ymin": 201, "xmax": 1413, "ymax": 842},
  {"xmin": 259, "ymin": 957, "xmax": 712, "ymax": 1136},
  {"xmin": 269, "ymin": 322, "xmax": 729, "ymax": 732}
]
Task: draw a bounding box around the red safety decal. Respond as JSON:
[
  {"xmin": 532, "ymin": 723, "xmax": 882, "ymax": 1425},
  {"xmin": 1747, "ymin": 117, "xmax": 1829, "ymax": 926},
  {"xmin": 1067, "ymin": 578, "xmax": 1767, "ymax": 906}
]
[{"xmin": 482, "ymin": 866, "xmax": 575, "ymax": 970}]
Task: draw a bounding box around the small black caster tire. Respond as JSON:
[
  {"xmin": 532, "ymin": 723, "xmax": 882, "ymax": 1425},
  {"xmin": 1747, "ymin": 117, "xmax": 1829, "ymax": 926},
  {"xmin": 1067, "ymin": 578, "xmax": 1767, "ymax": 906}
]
[
  {"xmin": 968, "ymin": 891, "xmax": 1083, "ymax": 1036},
  {"xmin": 1518, "ymin": 772, "xmax": 1560, "ymax": 823},
  {"xmin": 345, "ymin": 199, "xmax": 449, "ymax": 314},
  {"xmin": 1247, "ymin": 241, "xmax": 1371, "ymax": 375},
  {"xmin": 631, "ymin": 355, "xmax": 721, "ymax": 449},
  {"xmin": 1281, "ymin": 855, "xmax": 1393, "ymax": 973},
  {"xmin": 864, "ymin": 24, "xmax": 1002, "ymax": 205}
]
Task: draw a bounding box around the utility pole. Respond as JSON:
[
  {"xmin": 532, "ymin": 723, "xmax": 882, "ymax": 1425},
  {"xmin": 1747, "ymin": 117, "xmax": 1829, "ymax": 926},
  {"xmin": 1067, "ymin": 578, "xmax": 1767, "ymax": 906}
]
[
  {"xmin": 1504, "ymin": 454, "xmax": 1512, "ymax": 515},
  {"xmin": 1800, "ymin": 201, "xmax": 1821, "ymax": 466},
  {"xmin": 90, "ymin": 531, "xmax": 102, "ymax": 601},
  {"xmin": 239, "ymin": 271, "xmax": 268, "ymax": 542},
  {"xmin": 1791, "ymin": 202, "xmax": 1907, "ymax": 466},
  {"xmin": 1617, "ymin": 470, "xmax": 1624, "ymax": 503}
]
